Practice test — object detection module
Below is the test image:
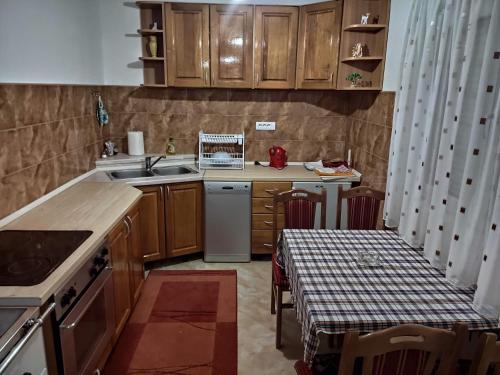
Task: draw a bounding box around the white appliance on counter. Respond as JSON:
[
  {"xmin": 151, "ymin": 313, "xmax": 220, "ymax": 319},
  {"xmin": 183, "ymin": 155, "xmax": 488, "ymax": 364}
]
[{"xmin": 292, "ymin": 181, "xmax": 352, "ymax": 229}]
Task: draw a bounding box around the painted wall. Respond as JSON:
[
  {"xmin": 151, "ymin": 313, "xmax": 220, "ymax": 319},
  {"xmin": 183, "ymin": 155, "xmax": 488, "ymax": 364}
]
[
  {"xmin": 0, "ymin": 0, "xmax": 412, "ymax": 89},
  {"xmin": 383, "ymin": 0, "xmax": 413, "ymax": 91},
  {"xmin": 0, "ymin": 0, "xmax": 103, "ymax": 84}
]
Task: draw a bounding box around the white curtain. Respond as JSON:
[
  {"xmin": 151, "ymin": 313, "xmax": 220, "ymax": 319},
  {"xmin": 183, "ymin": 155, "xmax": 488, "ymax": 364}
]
[{"xmin": 385, "ymin": 0, "xmax": 500, "ymax": 319}]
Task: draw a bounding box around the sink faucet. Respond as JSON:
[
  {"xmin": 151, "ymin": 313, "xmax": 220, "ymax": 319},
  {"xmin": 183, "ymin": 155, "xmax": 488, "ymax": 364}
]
[{"xmin": 145, "ymin": 155, "xmax": 165, "ymax": 172}]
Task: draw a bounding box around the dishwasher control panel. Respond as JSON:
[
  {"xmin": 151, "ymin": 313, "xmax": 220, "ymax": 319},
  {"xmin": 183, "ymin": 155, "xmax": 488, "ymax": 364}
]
[{"xmin": 204, "ymin": 181, "xmax": 251, "ymax": 193}]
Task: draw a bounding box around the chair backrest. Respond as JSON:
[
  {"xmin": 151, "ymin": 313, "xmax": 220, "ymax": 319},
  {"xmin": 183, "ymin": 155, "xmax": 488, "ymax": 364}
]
[
  {"xmin": 338, "ymin": 323, "xmax": 468, "ymax": 375},
  {"xmin": 470, "ymin": 332, "xmax": 500, "ymax": 375},
  {"xmin": 337, "ymin": 186, "xmax": 385, "ymax": 230},
  {"xmin": 272, "ymin": 189, "xmax": 326, "ymax": 252}
]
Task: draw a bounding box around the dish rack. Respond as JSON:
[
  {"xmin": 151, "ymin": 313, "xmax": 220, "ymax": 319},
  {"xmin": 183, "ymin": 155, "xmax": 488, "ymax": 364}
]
[{"xmin": 198, "ymin": 131, "xmax": 245, "ymax": 169}]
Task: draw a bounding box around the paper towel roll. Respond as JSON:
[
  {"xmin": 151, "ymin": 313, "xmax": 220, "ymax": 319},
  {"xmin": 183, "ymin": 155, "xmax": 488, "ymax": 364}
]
[{"xmin": 128, "ymin": 131, "xmax": 145, "ymax": 156}]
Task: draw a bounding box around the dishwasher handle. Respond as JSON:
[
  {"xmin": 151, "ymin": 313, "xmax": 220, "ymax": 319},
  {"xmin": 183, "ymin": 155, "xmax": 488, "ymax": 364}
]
[{"xmin": 204, "ymin": 181, "xmax": 251, "ymax": 194}]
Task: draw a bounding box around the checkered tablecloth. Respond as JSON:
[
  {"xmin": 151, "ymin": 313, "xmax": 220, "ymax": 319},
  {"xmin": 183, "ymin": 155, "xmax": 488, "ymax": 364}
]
[{"xmin": 278, "ymin": 229, "xmax": 499, "ymax": 364}]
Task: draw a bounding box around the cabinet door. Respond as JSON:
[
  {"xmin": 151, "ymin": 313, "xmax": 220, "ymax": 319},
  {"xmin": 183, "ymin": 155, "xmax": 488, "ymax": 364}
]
[
  {"xmin": 126, "ymin": 203, "xmax": 144, "ymax": 307},
  {"xmin": 165, "ymin": 182, "xmax": 203, "ymax": 258},
  {"xmin": 165, "ymin": 3, "xmax": 210, "ymax": 87},
  {"xmin": 296, "ymin": 1, "xmax": 342, "ymax": 89},
  {"xmin": 210, "ymin": 4, "xmax": 253, "ymax": 88},
  {"xmin": 137, "ymin": 185, "xmax": 166, "ymax": 262},
  {"xmin": 108, "ymin": 220, "xmax": 131, "ymax": 342},
  {"xmin": 254, "ymin": 6, "xmax": 298, "ymax": 89}
]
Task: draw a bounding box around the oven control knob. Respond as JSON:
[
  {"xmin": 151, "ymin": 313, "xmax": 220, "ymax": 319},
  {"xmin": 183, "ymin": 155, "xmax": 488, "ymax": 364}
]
[
  {"xmin": 89, "ymin": 267, "xmax": 99, "ymax": 277},
  {"xmin": 68, "ymin": 286, "xmax": 77, "ymax": 298},
  {"xmin": 94, "ymin": 256, "xmax": 106, "ymax": 266}
]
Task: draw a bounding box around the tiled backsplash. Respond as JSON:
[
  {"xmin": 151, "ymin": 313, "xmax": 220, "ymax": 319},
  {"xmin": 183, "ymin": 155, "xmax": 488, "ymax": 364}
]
[
  {"xmin": 346, "ymin": 92, "xmax": 395, "ymax": 191},
  {"xmin": 0, "ymin": 84, "xmax": 394, "ymax": 220},
  {"xmin": 103, "ymin": 87, "xmax": 350, "ymax": 161},
  {"xmin": 0, "ymin": 85, "xmax": 108, "ymax": 219}
]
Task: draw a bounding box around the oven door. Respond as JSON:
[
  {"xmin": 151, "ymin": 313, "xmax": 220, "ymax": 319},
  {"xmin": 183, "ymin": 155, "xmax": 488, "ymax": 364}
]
[{"xmin": 59, "ymin": 267, "xmax": 115, "ymax": 375}]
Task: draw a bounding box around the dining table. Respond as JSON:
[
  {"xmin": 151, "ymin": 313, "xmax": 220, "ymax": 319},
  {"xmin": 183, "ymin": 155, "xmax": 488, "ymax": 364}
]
[{"xmin": 278, "ymin": 229, "xmax": 499, "ymax": 365}]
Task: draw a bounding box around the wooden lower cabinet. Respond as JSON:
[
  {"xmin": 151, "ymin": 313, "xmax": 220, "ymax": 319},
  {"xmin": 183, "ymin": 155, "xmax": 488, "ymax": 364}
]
[
  {"xmin": 166, "ymin": 182, "xmax": 203, "ymax": 258},
  {"xmin": 108, "ymin": 218, "xmax": 131, "ymax": 343},
  {"xmin": 126, "ymin": 203, "xmax": 144, "ymax": 307},
  {"xmin": 137, "ymin": 185, "xmax": 166, "ymax": 262},
  {"xmin": 108, "ymin": 203, "xmax": 144, "ymax": 342},
  {"xmin": 251, "ymin": 181, "xmax": 291, "ymax": 254}
]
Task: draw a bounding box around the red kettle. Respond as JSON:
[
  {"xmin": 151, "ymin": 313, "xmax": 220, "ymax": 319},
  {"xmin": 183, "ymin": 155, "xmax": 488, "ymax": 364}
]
[{"xmin": 269, "ymin": 146, "xmax": 287, "ymax": 169}]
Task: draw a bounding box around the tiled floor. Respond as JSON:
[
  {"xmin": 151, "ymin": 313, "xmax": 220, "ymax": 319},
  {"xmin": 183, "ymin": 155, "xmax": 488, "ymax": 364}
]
[{"xmin": 156, "ymin": 257, "xmax": 305, "ymax": 374}]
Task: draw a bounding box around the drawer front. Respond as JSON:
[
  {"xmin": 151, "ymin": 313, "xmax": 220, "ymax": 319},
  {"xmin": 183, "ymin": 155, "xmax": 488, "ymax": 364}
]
[
  {"xmin": 252, "ymin": 198, "xmax": 285, "ymax": 214},
  {"xmin": 252, "ymin": 213, "xmax": 285, "ymax": 230},
  {"xmin": 252, "ymin": 229, "xmax": 275, "ymax": 254},
  {"xmin": 252, "ymin": 181, "xmax": 292, "ymax": 198}
]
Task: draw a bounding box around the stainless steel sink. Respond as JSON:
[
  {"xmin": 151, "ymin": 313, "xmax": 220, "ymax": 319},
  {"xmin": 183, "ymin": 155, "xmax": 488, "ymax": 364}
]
[
  {"xmin": 152, "ymin": 166, "xmax": 195, "ymax": 176},
  {"xmin": 109, "ymin": 169, "xmax": 154, "ymax": 179},
  {"xmin": 107, "ymin": 165, "xmax": 198, "ymax": 180}
]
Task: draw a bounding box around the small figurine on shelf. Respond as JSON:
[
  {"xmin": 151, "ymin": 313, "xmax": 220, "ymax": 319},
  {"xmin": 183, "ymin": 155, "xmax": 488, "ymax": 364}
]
[
  {"xmin": 360, "ymin": 13, "xmax": 370, "ymax": 24},
  {"xmin": 151, "ymin": 22, "xmax": 158, "ymax": 30},
  {"xmin": 372, "ymin": 15, "xmax": 380, "ymax": 24},
  {"xmin": 148, "ymin": 35, "xmax": 158, "ymax": 57},
  {"xmin": 346, "ymin": 72, "xmax": 362, "ymax": 87},
  {"xmin": 352, "ymin": 43, "xmax": 364, "ymax": 58}
]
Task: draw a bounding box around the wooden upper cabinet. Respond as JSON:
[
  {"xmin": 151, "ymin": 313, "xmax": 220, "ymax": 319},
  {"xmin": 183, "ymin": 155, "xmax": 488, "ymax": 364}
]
[
  {"xmin": 254, "ymin": 6, "xmax": 298, "ymax": 89},
  {"xmin": 296, "ymin": 0, "xmax": 343, "ymax": 89},
  {"xmin": 165, "ymin": 3, "xmax": 210, "ymax": 87},
  {"xmin": 210, "ymin": 4, "xmax": 254, "ymax": 88}
]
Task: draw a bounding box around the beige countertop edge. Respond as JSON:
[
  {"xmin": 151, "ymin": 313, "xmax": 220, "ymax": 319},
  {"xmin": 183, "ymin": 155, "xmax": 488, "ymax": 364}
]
[{"xmin": 0, "ymin": 182, "xmax": 142, "ymax": 306}]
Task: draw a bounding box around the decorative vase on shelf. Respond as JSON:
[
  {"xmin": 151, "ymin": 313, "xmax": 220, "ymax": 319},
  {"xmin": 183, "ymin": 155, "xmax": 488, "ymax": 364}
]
[{"xmin": 148, "ymin": 36, "xmax": 158, "ymax": 58}]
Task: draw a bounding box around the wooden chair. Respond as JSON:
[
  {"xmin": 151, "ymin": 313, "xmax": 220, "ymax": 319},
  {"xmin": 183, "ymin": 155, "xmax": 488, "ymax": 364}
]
[
  {"xmin": 469, "ymin": 332, "xmax": 500, "ymax": 375},
  {"xmin": 337, "ymin": 186, "xmax": 385, "ymax": 230},
  {"xmin": 294, "ymin": 323, "xmax": 468, "ymax": 375},
  {"xmin": 271, "ymin": 188, "xmax": 326, "ymax": 349}
]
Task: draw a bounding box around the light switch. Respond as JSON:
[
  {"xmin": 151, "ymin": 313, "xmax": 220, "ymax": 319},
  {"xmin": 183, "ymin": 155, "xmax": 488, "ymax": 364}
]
[{"xmin": 256, "ymin": 121, "xmax": 276, "ymax": 131}]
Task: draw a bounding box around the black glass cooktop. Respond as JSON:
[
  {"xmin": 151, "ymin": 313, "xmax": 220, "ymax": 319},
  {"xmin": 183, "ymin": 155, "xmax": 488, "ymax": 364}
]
[{"xmin": 0, "ymin": 230, "xmax": 93, "ymax": 286}]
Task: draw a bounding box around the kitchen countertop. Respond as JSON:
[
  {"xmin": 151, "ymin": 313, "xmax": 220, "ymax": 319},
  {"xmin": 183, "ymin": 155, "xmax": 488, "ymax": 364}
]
[
  {"xmin": 204, "ymin": 164, "xmax": 360, "ymax": 182},
  {"xmin": 0, "ymin": 181, "xmax": 141, "ymax": 306}
]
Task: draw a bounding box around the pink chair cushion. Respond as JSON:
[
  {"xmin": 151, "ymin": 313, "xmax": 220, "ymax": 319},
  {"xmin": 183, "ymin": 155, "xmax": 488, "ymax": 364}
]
[
  {"xmin": 284, "ymin": 199, "xmax": 317, "ymax": 229},
  {"xmin": 347, "ymin": 196, "xmax": 381, "ymax": 230}
]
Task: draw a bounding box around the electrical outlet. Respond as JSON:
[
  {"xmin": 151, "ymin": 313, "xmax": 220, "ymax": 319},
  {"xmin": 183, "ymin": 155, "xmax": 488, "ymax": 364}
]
[{"xmin": 256, "ymin": 121, "xmax": 276, "ymax": 131}]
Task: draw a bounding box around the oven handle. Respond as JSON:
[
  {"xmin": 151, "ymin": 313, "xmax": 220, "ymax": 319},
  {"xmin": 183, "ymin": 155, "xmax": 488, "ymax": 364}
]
[
  {"xmin": 60, "ymin": 267, "xmax": 112, "ymax": 330},
  {"xmin": 0, "ymin": 302, "xmax": 56, "ymax": 374}
]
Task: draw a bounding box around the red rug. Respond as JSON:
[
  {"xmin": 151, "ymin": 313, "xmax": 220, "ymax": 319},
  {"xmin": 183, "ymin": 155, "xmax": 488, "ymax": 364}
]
[{"xmin": 104, "ymin": 270, "xmax": 237, "ymax": 375}]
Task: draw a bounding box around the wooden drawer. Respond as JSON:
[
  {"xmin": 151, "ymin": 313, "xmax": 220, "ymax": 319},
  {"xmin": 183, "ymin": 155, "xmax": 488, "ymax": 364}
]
[
  {"xmin": 252, "ymin": 198, "xmax": 285, "ymax": 214},
  {"xmin": 252, "ymin": 213, "xmax": 285, "ymax": 230},
  {"xmin": 252, "ymin": 181, "xmax": 292, "ymax": 198},
  {"xmin": 252, "ymin": 229, "xmax": 275, "ymax": 254}
]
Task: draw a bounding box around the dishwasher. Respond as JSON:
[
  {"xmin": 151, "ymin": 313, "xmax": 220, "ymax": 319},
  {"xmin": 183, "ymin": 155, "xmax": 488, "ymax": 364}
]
[{"xmin": 204, "ymin": 181, "xmax": 251, "ymax": 262}]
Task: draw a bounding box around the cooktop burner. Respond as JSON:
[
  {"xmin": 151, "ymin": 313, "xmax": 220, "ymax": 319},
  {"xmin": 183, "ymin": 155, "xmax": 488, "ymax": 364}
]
[{"xmin": 0, "ymin": 230, "xmax": 93, "ymax": 286}]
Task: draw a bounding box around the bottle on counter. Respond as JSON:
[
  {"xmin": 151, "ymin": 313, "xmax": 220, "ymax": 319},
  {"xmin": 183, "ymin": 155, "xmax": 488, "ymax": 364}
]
[{"xmin": 166, "ymin": 137, "xmax": 176, "ymax": 155}]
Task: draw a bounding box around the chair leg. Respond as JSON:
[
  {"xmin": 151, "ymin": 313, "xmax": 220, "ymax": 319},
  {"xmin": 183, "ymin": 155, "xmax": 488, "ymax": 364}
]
[
  {"xmin": 276, "ymin": 286, "xmax": 283, "ymax": 349},
  {"xmin": 271, "ymin": 273, "xmax": 276, "ymax": 315}
]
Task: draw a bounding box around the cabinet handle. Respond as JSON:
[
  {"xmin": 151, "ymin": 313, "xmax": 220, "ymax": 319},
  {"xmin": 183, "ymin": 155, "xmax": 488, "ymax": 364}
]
[
  {"xmin": 265, "ymin": 189, "xmax": 278, "ymax": 195},
  {"xmin": 263, "ymin": 243, "xmax": 273, "ymax": 248},
  {"xmin": 124, "ymin": 219, "xmax": 131, "ymax": 236},
  {"xmin": 166, "ymin": 185, "xmax": 170, "ymax": 199},
  {"xmin": 264, "ymin": 221, "xmax": 273, "ymax": 227},
  {"xmin": 160, "ymin": 186, "xmax": 164, "ymax": 200},
  {"xmin": 264, "ymin": 204, "xmax": 274, "ymax": 211},
  {"xmin": 330, "ymin": 72, "xmax": 334, "ymax": 83}
]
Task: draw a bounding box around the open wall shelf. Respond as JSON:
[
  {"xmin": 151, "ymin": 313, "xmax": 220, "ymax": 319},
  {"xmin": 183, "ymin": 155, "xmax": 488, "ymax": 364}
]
[
  {"xmin": 137, "ymin": 1, "xmax": 167, "ymax": 87},
  {"xmin": 337, "ymin": 0, "xmax": 390, "ymax": 90}
]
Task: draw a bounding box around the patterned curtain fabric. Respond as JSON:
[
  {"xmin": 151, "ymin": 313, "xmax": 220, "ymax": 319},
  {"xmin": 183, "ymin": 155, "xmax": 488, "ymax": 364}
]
[{"xmin": 385, "ymin": 0, "xmax": 500, "ymax": 319}]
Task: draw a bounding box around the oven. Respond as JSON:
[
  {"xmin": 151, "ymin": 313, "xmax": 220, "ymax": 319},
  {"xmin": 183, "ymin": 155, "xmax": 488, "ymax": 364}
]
[{"xmin": 54, "ymin": 243, "xmax": 115, "ymax": 375}]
